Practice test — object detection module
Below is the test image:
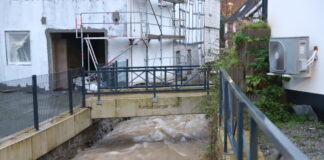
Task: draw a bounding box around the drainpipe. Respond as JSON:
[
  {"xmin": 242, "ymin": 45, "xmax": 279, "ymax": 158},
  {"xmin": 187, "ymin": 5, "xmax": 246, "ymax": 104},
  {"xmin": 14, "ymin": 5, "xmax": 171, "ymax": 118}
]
[{"xmin": 262, "ymin": 0, "xmax": 268, "ymax": 21}]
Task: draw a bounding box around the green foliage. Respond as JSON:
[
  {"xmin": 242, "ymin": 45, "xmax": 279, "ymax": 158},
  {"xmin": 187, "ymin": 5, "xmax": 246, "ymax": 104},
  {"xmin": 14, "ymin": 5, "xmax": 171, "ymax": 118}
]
[
  {"xmin": 242, "ymin": 34, "xmax": 292, "ymax": 122},
  {"xmin": 214, "ymin": 48, "xmax": 240, "ymax": 70},
  {"xmin": 233, "ymin": 32, "xmax": 252, "ymax": 47},
  {"xmin": 243, "ymin": 21, "xmax": 269, "ymax": 29},
  {"xmin": 200, "ymin": 48, "xmax": 239, "ymax": 160},
  {"xmin": 247, "ymin": 49, "xmax": 268, "ymax": 72}
]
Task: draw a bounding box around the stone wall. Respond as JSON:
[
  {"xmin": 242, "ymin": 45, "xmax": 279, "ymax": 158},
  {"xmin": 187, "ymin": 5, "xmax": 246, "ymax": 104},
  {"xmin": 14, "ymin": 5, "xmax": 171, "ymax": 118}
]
[{"xmin": 38, "ymin": 118, "xmax": 123, "ymax": 160}]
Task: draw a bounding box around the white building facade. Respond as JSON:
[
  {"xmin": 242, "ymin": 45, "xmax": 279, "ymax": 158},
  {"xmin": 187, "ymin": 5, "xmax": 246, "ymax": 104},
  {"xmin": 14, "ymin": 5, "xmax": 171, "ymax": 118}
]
[
  {"xmin": 268, "ymin": 0, "xmax": 324, "ymax": 118},
  {"xmin": 0, "ymin": 0, "xmax": 220, "ymax": 82},
  {"xmin": 204, "ymin": 0, "xmax": 220, "ymax": 62}
]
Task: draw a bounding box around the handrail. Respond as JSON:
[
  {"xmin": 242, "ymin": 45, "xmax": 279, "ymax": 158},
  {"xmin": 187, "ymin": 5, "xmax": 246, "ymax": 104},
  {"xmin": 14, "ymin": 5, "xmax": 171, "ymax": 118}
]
[
  {"xmin": 219, "ymin": 68, "xmax": 309, "ymax": 160},
  {"xmin": 83, "ymin": 65, "xmax": 210, "ymax": 96}
]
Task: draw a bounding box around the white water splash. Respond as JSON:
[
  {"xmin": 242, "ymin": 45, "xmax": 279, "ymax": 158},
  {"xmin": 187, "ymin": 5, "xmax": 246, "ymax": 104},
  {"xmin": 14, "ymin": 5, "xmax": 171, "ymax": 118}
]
[{"xmin": 72, "ymin": 114, "xmax": 210, "ymax": 160}]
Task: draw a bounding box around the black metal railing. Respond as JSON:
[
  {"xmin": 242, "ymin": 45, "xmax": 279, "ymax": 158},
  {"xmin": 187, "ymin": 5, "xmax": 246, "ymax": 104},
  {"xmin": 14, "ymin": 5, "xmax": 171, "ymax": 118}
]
[
  {"xmin": 219, "ymin": 68, "xmax": 309, "ymax": 160},
  {"xmin": 0, "ymin": 69, "xmax": 83, "ymax": 139},
  {"xmin": 0, "ymin": 65, "xmax": 209, "ymax": 139},
  {"xmin": 83, "ymin": 65, "xmax": 210, "ymax": 96}
]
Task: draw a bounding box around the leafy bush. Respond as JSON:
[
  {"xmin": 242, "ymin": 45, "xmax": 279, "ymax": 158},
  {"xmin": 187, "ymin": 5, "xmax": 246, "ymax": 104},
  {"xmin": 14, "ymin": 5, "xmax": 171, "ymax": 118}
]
[
  {"xmin": 243, "ymin": 21, "xmax": 269, "ymax": 29},
  {"xmin": 231, "ymin": 22, "xmax": 293, "ymax": 122}
]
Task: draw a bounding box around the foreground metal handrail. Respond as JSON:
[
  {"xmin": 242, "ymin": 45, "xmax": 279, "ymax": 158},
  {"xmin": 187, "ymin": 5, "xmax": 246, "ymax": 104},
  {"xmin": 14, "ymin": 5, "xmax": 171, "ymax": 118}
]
[{"xmin": 219, "ymin": 68, "xmax": 309, "ymax": 160}]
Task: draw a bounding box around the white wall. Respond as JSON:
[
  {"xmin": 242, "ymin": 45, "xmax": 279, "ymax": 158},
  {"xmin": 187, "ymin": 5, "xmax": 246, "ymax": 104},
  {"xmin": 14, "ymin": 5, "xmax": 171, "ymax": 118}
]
[
  {"xmin": 0, "ymin": 0, "xmax": 126, "ymax": 81},
  {"xmin": 0, "ymin": 0, "xmax": 219, "ymax": 82},
  {"xmin": 268, "ymin": 0, "xmax": 324, "ymax": 95},
  {"xmin": 204, "ymin": 0, "xmax": 220, "ymax": 62}
]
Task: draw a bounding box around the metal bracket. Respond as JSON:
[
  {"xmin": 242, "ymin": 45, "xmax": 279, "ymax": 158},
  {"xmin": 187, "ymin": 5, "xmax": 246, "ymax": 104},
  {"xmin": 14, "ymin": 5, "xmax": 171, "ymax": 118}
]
[{"xmin": 152, "ymin": 96, "xmax": 158, "ymax": 103}]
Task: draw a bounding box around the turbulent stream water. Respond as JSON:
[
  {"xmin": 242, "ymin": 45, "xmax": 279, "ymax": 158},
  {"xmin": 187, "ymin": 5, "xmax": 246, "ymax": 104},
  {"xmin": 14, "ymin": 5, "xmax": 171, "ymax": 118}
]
[{"xmin": 72, "ymin": 114, "xmax": 210, "ymax": 160}]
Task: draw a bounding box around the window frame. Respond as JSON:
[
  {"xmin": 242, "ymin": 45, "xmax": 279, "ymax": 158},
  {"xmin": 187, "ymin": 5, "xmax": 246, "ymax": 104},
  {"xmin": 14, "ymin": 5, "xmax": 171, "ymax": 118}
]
[{"xmin": 5, "ymin": 31, "xmax": 32, "ymax": 66}]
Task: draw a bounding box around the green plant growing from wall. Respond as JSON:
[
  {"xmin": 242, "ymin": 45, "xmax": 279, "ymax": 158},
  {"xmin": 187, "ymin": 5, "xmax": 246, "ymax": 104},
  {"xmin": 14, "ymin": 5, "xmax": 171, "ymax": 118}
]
[
  {"xmin": 200, "ymin": 47, "xmax": 241, "ymax": 160},
  {"xmin": 242, "ymin": 21, "xmax": 269, "ymax": 29},
  {"xmin": 232, "ymin": 22, "xmax": 292, "ymax": 122},
  {"xmin": 201, "ymin": 21, "xmax": 293, "ymax": 159}
]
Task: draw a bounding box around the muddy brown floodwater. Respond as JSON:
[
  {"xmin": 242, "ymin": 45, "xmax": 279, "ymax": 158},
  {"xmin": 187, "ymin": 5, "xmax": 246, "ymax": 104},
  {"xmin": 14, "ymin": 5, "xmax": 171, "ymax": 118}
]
[{"xmin": 72, "ymin": 114, "xmax": 210, "ymax": 160}]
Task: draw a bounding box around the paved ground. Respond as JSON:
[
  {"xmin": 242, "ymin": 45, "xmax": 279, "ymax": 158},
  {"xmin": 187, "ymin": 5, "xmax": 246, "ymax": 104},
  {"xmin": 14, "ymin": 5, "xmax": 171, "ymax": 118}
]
[{"xmin": 0, "ymin": 90, "xmax": 82, "ymax": 139}]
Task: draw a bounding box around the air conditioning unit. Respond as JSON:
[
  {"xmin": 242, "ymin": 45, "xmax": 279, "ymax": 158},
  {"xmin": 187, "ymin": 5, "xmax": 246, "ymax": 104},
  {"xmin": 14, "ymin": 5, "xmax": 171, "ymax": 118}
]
[{"xmin": 269, "ymin": 37, "xmax": 310, "ymax": 76}]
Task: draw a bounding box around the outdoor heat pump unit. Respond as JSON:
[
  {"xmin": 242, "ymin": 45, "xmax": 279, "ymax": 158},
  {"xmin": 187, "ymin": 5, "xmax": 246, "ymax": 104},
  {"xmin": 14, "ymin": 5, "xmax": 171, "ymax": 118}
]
[{"xmin": 269, "ymin": 37, "xmax": 315, "ymax": 77}]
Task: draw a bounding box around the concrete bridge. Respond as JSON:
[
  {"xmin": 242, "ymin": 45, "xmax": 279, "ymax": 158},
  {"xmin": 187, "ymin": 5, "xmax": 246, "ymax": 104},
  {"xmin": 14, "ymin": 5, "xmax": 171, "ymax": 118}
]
[
  {"xmin": 0, "ymin": 66, "xmax": 309, "ymax": 160},
  {"xmin": 88, "ymin": 92, "xmax": 206, "ymax": 118},
  {"xmin": 0, "ymin": 91, "xmax": 207, "ymax": 160}
]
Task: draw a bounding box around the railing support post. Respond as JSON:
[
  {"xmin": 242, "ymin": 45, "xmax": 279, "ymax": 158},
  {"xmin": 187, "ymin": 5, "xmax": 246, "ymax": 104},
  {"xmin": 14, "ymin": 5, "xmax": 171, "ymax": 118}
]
[
  {"xmin": 249, "ymin": 118, "xmax": 258, "ymax": 160},
  {"xmin": 81, "ymin": 68, "xmax": 86, "ymax": 108},
  {"xmin": 114, "ymin": 61, "xmax": 118, "ymax": 91},
  {"xmin": 219, "ymin": 71, "xmax": 223, "ymax": 126},
  {"xmin": 175, "ymin": 67, "xmax": 178, "ymax": 90},
  {"xmin": 164, "ymin": 66, "xmax": 167, "ymax": 85},
  {"xmin": 126, "ymin": 59, "xmax": 129, "ymax": 88},
  {"xmin": 146, "ymin": 67, "xmax": 149, "ymax": 91},
  {"xmin": 32, "ymin": 75, "xmax": 39, "ymax": 130},
  {"xmin": 152, "ymin": 67, "xmax": 157, "ymax": 102},
  {"xmin": 68, "ymin": 69, "xmax": 74, "ymax": 115},
  {"xmin": 237, "ymin": 102, "xmax": 244, "ymax": 160},
  {"xmin": 223, "ymin": 81, "xmax": 229, "ymax": 153},
  {"xmin": 206, "ymin": 67, "xmax": 210, "ymax": 95},
  {"xmin": 97, "ymin": 71, "xmax": 102, "ymax": 105},
  {"xmin": 204, "ymin": 67, "xmax": 207, "ymax": 91},
  {"xmin": 180, "ymin": 66, "xmax": 183, "ymax": 86}
]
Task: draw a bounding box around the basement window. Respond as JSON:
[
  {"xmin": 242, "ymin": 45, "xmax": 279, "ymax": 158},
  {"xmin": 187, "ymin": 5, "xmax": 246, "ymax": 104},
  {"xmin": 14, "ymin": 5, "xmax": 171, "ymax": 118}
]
[{"xmin": 5, "ymin": 31, "xmax": 31, "ymax": 65}]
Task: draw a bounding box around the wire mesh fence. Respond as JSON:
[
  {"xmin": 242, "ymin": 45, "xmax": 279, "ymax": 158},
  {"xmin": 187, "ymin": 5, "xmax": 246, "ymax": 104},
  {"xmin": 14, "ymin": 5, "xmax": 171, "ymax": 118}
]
[
  {"xmin": 0, "ymin": 68, "xmax": 83, "ymax": 139},
  {"xmin": 0, "ymin": 77, "xmax": 33, "ymax": 139}
]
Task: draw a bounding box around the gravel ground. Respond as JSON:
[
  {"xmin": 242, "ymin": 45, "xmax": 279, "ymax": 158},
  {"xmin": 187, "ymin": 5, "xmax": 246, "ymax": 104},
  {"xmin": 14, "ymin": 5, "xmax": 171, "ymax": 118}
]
[
  {"xmin": 280, "ymin": 121, "xmax": 324, "ymax": 160},
  {"xmin": 259, "ymin": 121, "xmax": 324, "ymax": 160}
]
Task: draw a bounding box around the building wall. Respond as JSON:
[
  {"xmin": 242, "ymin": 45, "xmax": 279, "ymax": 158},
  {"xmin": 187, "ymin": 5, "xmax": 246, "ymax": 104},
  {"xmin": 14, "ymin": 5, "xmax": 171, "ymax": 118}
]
[
  {"xmin": 205, "ymin": 0, "xmax": 220, "ymax": 62},
  {"xmin": 268, "ymin": 0, "xmax": 324, "ymax": 95},
  {"xmin": 0, "ymin": 0, "xmax": 126, "ymax": 81},
  {"xmin": 0, "ymin": 0, "xmax": 220, "ymax": 81}
]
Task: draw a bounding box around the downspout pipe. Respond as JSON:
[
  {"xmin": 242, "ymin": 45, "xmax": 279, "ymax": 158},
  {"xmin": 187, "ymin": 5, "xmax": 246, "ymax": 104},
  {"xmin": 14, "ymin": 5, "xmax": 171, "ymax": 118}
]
[{"xmin": 262, "ymin": 0, "xmax": 268, "ymax": 21}]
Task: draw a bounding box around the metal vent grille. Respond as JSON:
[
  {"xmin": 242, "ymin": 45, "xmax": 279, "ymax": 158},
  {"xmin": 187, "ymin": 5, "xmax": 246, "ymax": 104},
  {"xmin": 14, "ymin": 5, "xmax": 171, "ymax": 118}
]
[{"xmin": 269, "ymin": 41, "xmax": 285, "ymax": 72}]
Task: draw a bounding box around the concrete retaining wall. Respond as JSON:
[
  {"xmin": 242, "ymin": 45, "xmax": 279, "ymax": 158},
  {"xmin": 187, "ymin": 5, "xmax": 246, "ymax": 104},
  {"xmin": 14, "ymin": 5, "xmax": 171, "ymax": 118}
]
[
  {"xmin": 0, "ymin": 92, "xmax": 206, "ymax": 160},
  {"xmin": 0, "ymin": 108, "xmax": 91, "ymax": 160}
]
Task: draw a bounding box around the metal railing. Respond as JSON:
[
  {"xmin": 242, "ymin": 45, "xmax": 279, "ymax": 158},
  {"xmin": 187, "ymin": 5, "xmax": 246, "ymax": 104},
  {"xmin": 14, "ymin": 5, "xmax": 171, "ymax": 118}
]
[
  {"xmin": 0, "ymin": 69, "xmax": 83, "ymax": 139},
  {"xmin": 219, "ymin": 68, "xmax": 309, "ymax": 160},
  {"xmin": 0, "ymin": 65, "xmax": 209, "ymax": 139},
  {"xmin": 83, "ymin": 65, "xmax": 210, "ymax": 97}
]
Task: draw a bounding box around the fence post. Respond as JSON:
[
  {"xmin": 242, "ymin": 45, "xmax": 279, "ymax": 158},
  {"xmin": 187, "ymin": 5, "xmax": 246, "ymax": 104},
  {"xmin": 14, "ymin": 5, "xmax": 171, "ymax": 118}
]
[
  {"xmin": 81, "ymin": 68, "xmax": 86, "ymax": 108},
  {"xmin": 206, "ymin": 67, "xmax": 210, "ymax": 95},
  {"xmin": 180, "ymin": 66, "xmax": 183, "ymax": 86},
  {"xmin": 97, "ymin": 71, "xmax": 102, "ymax": 105},
  {"xmin": 114, "ymin": 61, "xmax": 118, "ymax": 91},
  {"xmin": 219, "ymin": 71, "xmax": 223, "ymax": 126},
  {"xmin": 32, "ymin": 75, "xmax": 39, "ymax": 130},
  {"xmin": 153, "ymin": 67, "xmax": 157, "ymax": 102},
  {"xmin": 126, "ymin": 59, "xmax": 129, "ymax": 88},
  {"xmin": 237, "ymin": 102, "xmax": 244, "ymax": 160},
  {"xmin": 249, "ymin": 118, "xmax": 258, "ymax": 160},
  {"xmin": 223, "ymin": 81, "xmax": 229, "ymax": 153},
  {"xmin": 204, "ymin": 67, "xmax": 207, "ymax": 91},
  {"xmin": 146, "ymin": 66, "xmax": 149, "ymax": 91},
  {"xmin": 175, "ymin": 67, "xmax": 178, "ymax": 90},
  {"xmin": 68, "ymin": 69, "xmax": 73, "ymax": 115},
  {"xmin": 164, "ymin": 66, "xmax": 167, "ymax": 85}
]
